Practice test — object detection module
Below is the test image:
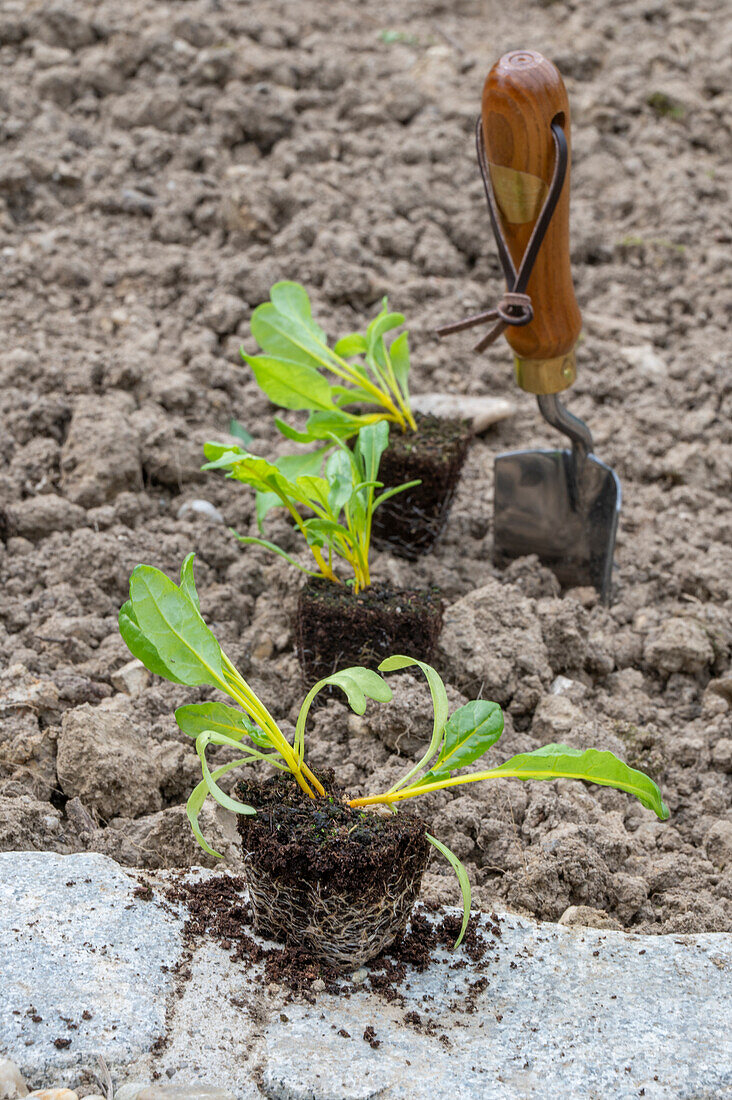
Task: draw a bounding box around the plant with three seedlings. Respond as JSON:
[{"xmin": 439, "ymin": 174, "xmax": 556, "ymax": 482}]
[
  {"xmin": 119, "ymin": 556, "xmax": 670, "ymax": 949},
  {"xmin": 242, "ymin": 281, "xmax": 417, "ymax": 443},
  {"xmin": 203, "ymin": 421, "xmax": 417, "ymax": 593}
]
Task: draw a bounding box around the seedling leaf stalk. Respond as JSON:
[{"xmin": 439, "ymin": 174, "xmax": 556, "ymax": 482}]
[
  {"xmin": 244, "ymin": 281, "xmax": 417, "ymax": 443},
  {"xmin": 120, "ymin": 558, "xmax": 670, "ymax": 949},
  {"xmin": 203, "ymin": 421, "xmax": 417, "ymax": 593}
]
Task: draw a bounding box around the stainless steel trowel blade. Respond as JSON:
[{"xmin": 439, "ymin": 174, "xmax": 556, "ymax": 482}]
[{"xmin": 493, "ymin": 448, "xmax": 621, "ymax": 602}]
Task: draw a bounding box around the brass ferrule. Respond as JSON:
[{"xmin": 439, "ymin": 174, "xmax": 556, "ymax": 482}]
[{"xmin": 514, "ymin": 350, "xmax": 576, "ymax": 395}]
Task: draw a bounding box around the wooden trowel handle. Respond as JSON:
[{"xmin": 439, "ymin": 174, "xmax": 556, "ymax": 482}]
[{"xmin": 482, "ymin": 50, "xmax": 582, "ymax": 394}]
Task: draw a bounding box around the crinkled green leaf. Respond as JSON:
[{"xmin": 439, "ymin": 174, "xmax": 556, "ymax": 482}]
[
  {"xmin": 490, "ymin": 744, "xmax": 670, "ymax": 819},
  {"xmin": 419, "ymin": 700, "xmax": 503, "ymax": 784},
  {"xmin": 127, "ymin": 565, "xmax": 224, "ymax": 688}
]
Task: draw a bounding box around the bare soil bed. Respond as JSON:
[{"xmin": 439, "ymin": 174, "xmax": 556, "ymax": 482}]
[{"xmin": 0, "ymin": 0, "xmax": 730, "ymax": 936}]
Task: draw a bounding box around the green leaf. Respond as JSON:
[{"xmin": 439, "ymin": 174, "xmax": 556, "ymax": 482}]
[
  {"xmin": 243, "ymin": 354, "xmax": 335, "ymax": 412},
  {"xmin": 255, "ymin": 490, "xmax": 282, "ymax": 530},
  {"xmin": 379, "ymin": 655, "xmax": 449, "ymax": 748},
  {"xmin": 379, "ymin": 657, "xmax": 450, "ymax": 795},
  {"xmin": 354, "ymin": 421, "xmax": 389, "ymax": 488},
  {"xmin": 232, "ymin": 533, "xmax": 321, "ymax": 577},
  {"xmin": 325, "ymin": 449, "xmax": 355, "ymax": 514},
  {"xmin": 303, "ymin": 409, "xmax": 368, "ymax": 441},
  {"xmin": 269, "ymin": 281, "xmax": 316, "ymax": 323},
  {"xmin": 295, "ymin": 475, "xmax": 331, "ymax": 511},
  {"xmin": 426, "ymin": 834, "xmax": 471, "ymax": 949},
  {"xmin": 201, "ymin": 442, "xmax": 241, "ymax": 467},
  {"xmin": 420, "ymin": 701, "xmax": 504, "ymax": 784},
  {"xmin": 126, "ymin": 565, "xmax": 224, "ymax": 688},
  {"xmin": 118, "ymin": 600, "xmax": 186, "ymax": 684},
  {"xmin": 302, "ymin": 516, "xmax": 350, "ymax": 547},
  {"xmin": 276, "ymin": 449, "xmax": 328, "ymax": 481},
  {"xmin": 274, "ymin": 417, "xmax": 319, "ymax": 444},
  {"xmin": 250, "ymin": 302, "xmax": 333, "ymax": 373},
  {"xmin": 179, "ymin": 553, "xmax": 201, "ymax": 612},
  {"xmin": 185, "ymin": 769, "xmax": 237, "ymax": 858},
  {"xmin": 372, "ymin": 478, "xmax": 421, "ymax": 511},
  {"xmin": 294, "ymin": 666, "xmax": 393, "ymax": 761},
  {"xmin": 229, "ymin": 418, "xmax": 254, "ymax": 446},
  {"xmin": 196, "ymin": 732, "xmax": 259, "ymax": 818},
  {"xmin": 203, "ymin": 448, "xmax": 296, "ymax": 501},
  {"xmin": 254, "ymin": 449, "xmax": 329, "ymax": 529},
  {"xmin": 389, "ymin": 331, "xmax": 411, "ymax": 398},
  {"xmin": 334, "ymin": 333, "xmax": 369, "ymax": 358},
  {"xmin": 331, "ymin": 386, "xmax": 380, "ymax": 407},
  {"xmin": 367, "ymin": 307, "xmax": 405, "ymax": 354},
  {"xmin": 175, "ymin": 701, "xmax": 270, "ymax": 747},
  {"xmin": 490, "ymin": 744, "xmax": 670, "ymax": 819}
]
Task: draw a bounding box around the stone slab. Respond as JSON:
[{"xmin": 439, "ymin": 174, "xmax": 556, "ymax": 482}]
[
  {"xmin": 2, "ymin": 854, "xmax": 731, "ymax": 1099},
  {"xmin": 0, "ymin": 853, "xmax": 182, "ymax": 1086}
]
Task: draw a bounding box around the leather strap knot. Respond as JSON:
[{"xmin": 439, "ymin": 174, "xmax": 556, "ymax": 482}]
[{"xmin": 496, "ymin": 291, "xmax": 533, "ymax": 327}]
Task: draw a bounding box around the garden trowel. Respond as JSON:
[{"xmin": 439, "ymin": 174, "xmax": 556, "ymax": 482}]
[{"xmin": 438, "ymin": 49, "xmax": 620, "ymax": 602}]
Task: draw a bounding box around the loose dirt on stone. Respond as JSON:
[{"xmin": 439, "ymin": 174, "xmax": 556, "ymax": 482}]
[
  {"xmin": 162, "ymin": 869, "xmax": 492, "ymax": 1011},
  {"xmin": 0, "ymin": 0, "xmax": 730, "ymax": 939}
]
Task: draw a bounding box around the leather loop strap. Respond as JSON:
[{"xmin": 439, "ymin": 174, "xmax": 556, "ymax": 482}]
[{"xmin": 436, "ymin": 117, "xmax": 568, "ymax": 353}]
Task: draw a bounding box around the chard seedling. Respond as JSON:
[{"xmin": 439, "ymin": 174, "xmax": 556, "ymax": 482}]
[
  {"xmin": 203, "ymin": 421, "xmax": 417, "ymax": 593},
  {"xmin": 120, "ymin": 557, "xmax": 670, "ymax": 949},
  {"xmin": 243, "ymin": 281, "xmax": 417, "ymax": 443}
]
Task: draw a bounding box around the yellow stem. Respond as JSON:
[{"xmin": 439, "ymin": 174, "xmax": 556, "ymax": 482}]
[
  {"xmin": 301, "ymin": 763, "xmax": 326, "ymax": 796},
  {"xmin": 348, "ymin": 769, "xmax": 509, "ymax": 808},
  {"xmin": 329, "ymin": 357, "xmax": 405, "ymax": 424}
]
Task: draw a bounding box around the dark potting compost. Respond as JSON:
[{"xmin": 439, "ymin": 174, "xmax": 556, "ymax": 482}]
[
  {"xmin": 371, "ymin": 413, "xmax": 472, "ymax": 558},
  {"xmin": 296, "ymin": 577, "xmax": 443, "ymax": 683},
  {"xmin": 235, "ymin": 773, "xmax": 430, "ymax": 971}
]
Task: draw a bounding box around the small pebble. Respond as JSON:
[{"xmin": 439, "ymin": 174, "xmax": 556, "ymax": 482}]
[
  {"xmin": 176, "ymin": 500, "xmax": 224, "ymax": 524},
  {"xmin": 114, "ymin": 1083, "xmax": 147, "ymax": 1100},
  {"xmin": 351, "ymin": 967, "xmax": 369, "ymax": 986},
  {"xmin": 0, "ymin": 1059, "xmax": 29, "ymax": 1100},
  {"xmin": 311, "ymin": 978, "xmax": 326, "ymax": 993},
  {"xmin": 26, "ymin": 1091, "xmax": 78, "ymax": 1100}
]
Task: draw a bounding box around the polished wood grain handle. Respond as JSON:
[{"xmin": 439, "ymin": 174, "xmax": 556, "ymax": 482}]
[{"xmin": 482, "ymin": 50, "xmax": 581, "ymax": 394}]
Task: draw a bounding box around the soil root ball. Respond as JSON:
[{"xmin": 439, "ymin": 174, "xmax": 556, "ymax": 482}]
[{"xmin": 236, "ymin": 774, "xmax": 430, "ymax": 972}]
